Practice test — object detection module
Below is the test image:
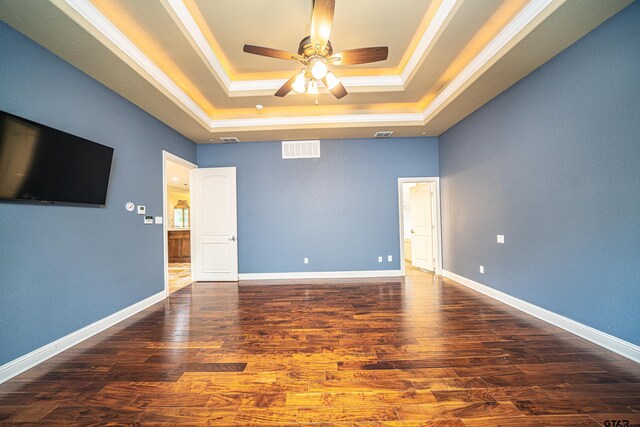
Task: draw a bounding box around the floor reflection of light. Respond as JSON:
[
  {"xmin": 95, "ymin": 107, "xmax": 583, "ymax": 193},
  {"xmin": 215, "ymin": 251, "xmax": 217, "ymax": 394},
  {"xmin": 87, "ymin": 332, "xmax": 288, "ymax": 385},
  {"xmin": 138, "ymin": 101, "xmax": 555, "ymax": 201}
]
[{"xmin": 400, "ymin": 263, "xmax": 446, "ymax": 354}]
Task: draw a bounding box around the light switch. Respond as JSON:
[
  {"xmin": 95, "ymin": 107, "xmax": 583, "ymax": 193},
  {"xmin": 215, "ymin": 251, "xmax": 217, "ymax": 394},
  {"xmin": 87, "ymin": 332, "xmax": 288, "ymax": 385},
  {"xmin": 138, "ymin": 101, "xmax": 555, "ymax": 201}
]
[
  {"xmin": 497, "ymin": 234, "xmax": 504, "ymax": 244},
  {"xmin": 154, "ymin": 216, "xmax": 163, "ymax": 224},
  {"xmin": 387, "ymin": 255, "xmax": 393, "ymax": 262},
  {"xmin": 378, "ymin": 256, "xmax": 383, "ymax": 263},
  {"xmin": 304, "ymin": 257, "xmax": 309, "ymax": 264},
  {"xmin": 480, "ymin": 265, "xmax": 484, "ymax": 274}
]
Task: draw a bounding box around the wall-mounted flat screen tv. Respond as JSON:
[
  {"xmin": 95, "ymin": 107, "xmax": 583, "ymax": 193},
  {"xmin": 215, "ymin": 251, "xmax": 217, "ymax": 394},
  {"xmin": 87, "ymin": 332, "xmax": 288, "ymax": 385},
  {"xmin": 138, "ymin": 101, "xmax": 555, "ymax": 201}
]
[{"xmin": 0, "ymin": 110, "xmax": 114, "ymax": 207}]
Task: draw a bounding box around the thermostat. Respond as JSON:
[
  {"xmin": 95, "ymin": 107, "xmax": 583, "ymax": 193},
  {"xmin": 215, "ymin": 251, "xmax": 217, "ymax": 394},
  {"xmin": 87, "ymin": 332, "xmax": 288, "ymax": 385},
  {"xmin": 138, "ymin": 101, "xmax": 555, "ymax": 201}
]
[
  {"xmin": 137, "ymin": 205, "xmax": 146, "ymax": 215},
  {"xmin": 144, "ymin": 215, "xmax": 153, "ymax": 224},
  {"xmin": 125, "ymin": 202, "xmax": 135, "ymax": 212}
]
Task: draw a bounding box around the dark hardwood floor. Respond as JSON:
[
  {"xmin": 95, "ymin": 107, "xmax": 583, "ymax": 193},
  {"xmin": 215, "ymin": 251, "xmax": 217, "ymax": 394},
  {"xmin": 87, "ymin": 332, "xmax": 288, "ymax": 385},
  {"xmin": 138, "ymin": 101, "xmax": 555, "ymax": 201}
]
[{"xmin": 0, "ymin": 265, "xmax": 638, "ymax": 425}]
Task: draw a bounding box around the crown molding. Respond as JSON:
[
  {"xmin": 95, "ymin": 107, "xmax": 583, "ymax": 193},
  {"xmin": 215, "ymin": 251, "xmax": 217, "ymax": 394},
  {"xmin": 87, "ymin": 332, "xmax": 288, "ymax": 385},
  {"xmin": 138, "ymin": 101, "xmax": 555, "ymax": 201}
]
[
  {"xmin": 400, "ymin": 0, "xmax": 461, "ymax": 83},
  {"xmin": 210, "ymin": 113, "xmax": 425, "ymax": 132},
  {"xmin": 57, "ymin": 0, "xmax": 562, "ymax": 135},
  {"xmin": 162, "ymin": 0, "xmax": 231, "ymax": 90},
  {"xmin": 226, "ymin": 75, "xmax": 405, "ymax": 97},
  {"xmin": 421, "ymin": 0, "xmax": 564, "ymax": 121},
  {"xmin": 161, "ymin": 0, "xmax": 460, "ymax": 94},
  {"xmin": 59, "ymin": 0, "xmax": 211, "ymax": 127}
]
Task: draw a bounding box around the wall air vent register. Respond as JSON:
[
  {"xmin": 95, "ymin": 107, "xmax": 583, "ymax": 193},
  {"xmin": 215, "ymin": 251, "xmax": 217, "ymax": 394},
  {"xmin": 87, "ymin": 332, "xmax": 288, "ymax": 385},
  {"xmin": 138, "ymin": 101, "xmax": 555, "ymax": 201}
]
[{"xmin": 282, "ymin": 140, "xmax": 321, "ymax": 159}]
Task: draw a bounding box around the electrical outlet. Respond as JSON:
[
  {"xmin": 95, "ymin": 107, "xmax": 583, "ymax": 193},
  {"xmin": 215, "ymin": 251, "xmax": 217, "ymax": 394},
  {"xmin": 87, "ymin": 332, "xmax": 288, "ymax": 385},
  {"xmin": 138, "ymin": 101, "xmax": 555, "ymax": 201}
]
[
  {"xmin": 378, "ymin": 256, "xmax": 383, "ymax": 263},
  {"xmin": 497, "ymin": 234, "xmax": 504, "ymax": 244},
  {"xmin": 479, "ymin": 265, "xmax": 484, "ymax": 274},
  {"xmin": 387, "ymin": 255, "xmax": 392, "ymax": 262},
  {"xmin": 304, "ymin": 257, "xmax": 309, "ymax": 264}
]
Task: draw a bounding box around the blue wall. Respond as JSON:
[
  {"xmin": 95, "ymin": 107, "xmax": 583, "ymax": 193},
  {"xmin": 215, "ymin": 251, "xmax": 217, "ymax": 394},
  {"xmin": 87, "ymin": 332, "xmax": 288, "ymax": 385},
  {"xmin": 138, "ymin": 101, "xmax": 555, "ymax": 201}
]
[
  {"xmin": 198, "ymin": 138, "xmax": 438, "ymax": 273},
  {"xmin": 439, "ymin": 3, "xmax": 640, "ymax": 345},
  {"xmin": 0, "ymin": 21, "xmax": 196, "ymax": 365}
]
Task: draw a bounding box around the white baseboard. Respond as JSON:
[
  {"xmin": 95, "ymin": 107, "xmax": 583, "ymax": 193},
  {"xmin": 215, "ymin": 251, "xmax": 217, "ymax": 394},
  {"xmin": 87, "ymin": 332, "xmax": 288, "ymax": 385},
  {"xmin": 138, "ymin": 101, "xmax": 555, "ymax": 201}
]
[
  {"xmin": 0, "ymin": 291, "xmax": 166, "ymax": 384},
  {"xmin": 441, "ymin": 270, "xmax": 640, "ymax": 364},
  {"xmin": 239, "ymin": 270, "xmax": 403, "ymax": 281}
]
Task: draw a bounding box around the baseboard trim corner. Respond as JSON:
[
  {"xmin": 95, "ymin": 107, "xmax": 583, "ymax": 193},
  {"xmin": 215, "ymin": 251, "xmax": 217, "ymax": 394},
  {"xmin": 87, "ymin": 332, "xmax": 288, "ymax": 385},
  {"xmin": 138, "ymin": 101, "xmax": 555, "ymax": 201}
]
[
  {"xmin": 441, "ymin": 270, "xmax": 640, "ymax": 364},
  {"xmin": 0, "ymin": 291, "xmax": 166, "ymax": 384},
  {"xmin": 239, "ymin": 270, "xmax": 403, "ymax": 281}
]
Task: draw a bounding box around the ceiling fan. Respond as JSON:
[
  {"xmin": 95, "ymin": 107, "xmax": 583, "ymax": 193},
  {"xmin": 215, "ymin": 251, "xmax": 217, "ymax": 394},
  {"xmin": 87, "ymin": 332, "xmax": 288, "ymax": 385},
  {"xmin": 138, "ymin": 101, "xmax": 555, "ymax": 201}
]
[{"xmin": 242, "ymin": 0, "xmax": 389, "ymax": 99}]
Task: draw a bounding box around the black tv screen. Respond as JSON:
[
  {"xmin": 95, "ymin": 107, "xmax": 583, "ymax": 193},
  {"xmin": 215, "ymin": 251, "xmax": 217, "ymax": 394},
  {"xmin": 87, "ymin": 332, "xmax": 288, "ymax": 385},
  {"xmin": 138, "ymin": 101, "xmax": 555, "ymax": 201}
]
[{"xmin": 0, "ymin": 110, "xmax": 114, "ymax": 207}]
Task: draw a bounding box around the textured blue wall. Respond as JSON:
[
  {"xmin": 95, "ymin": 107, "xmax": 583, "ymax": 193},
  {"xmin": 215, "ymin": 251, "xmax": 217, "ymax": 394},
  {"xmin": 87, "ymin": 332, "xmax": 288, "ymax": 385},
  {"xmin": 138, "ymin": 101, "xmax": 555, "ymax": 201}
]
[
  {"xmin": 439, "ymin": 3, "xmax": 640, "ymax": 345},
  {"xmin": 198, "ymin": 138, "xmax": 438, "ymax": 273},
  {"xmin": 0, "ymin": 21, "xmax": 196, "ymax": 365}
]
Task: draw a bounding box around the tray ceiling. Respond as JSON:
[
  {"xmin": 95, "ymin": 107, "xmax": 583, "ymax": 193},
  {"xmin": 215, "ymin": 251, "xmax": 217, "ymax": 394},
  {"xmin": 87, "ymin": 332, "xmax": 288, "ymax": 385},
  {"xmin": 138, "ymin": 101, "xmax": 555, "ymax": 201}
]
[{"xmin": 0, "ymin": 0, "xmax": 632, "ymax": 142}]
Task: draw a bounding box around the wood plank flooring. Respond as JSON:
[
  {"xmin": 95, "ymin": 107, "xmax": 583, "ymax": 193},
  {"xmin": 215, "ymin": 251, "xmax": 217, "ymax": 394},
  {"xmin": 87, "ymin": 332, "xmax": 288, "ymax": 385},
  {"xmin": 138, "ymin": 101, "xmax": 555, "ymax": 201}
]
[{"xmin": 1, "ymin": 265, "xmax": 638, "ymax": 425}]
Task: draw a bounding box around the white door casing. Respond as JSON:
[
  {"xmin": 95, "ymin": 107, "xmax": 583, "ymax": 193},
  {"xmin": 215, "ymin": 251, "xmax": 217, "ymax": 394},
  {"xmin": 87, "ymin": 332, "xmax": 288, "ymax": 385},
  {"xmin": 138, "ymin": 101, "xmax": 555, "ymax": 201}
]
[
  {"xmin": 410, "ymin": 183, "xmax": 434, "ymax": 271},
  {"xmin": 191, "ymin": 167, "xmax": 238, "ymax": 281}
]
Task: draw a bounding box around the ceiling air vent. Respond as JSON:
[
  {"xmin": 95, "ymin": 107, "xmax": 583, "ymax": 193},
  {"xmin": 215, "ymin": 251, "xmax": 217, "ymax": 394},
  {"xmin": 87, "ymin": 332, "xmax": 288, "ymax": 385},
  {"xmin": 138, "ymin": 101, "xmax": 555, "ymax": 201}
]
[
  {"xmin": 374, "ymin": 131, "xmax": 394, "ymax": 138},
  {"xmin": 282, "ymin": 140, "xmax": 321, "ymax": 159},
  {"xmin": 219, "ymin": 136, "xmax": 240, "ymax": 143}
]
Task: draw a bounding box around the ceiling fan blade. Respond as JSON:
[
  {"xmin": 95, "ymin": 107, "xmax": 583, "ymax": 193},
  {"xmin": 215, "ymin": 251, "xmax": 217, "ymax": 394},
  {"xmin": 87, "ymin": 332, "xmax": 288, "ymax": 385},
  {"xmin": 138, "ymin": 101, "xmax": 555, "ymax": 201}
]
[
  {"xmin": 310, "ymin": 0, "xmax": 335, "ymax": 54},
  {"xmin": 329, "ymin": 47, "xmax": 389, "ymax": 65},
  {"xmin": 331, "ymin": 83, "xmax": 348, "ymax": 99},
  {"xmin": 326, "ymin": 80, "xmax": 348, "ymax": 99},
  {"xmin": 243, "ymin": 45, "xmax": 298, "ymax": 61},
  {"xmin": 274, "ymin": 73, "xmax": 299, "ymax": 97}
]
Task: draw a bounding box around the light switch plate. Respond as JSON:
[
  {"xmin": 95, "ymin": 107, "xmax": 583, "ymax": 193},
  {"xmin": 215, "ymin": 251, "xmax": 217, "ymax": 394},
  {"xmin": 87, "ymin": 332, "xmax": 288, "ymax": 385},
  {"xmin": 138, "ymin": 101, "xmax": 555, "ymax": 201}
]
[
  {"xmin": 378, "ymin": 256, "xmax": 383, "ymax": 263},
  {"xmin": 387, "ymin": 255, "xmax": 393, "ymax": 262},
  {"xmin": 137, "ymin": 205, "xmax": 146, "ymax": 215},
  {"xmin": 304, "ymin": 257, "xmax": 309, "ymax": 264},
  {"xmin": 480, "ymin": 265, "xmax": 484, "ymax": 274},
  {"xmin": 497, "ymin": 234, "xmax": 505, "ymax": 244},
  {"xmin": 144, "ymin": 215, "xmax": 153, "ymax": 224},
  {"xmin": 154, "ymin": 216, "xmax": 163, "ymax": 224}
]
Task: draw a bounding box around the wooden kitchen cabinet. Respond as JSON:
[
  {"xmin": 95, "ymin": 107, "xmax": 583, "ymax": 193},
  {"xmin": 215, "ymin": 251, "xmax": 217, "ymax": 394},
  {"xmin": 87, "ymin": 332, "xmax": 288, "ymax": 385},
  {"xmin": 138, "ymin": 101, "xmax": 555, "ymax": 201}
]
[{"xmin": 168, "ymin": 230, "xmax": 191, "ymax": 262}]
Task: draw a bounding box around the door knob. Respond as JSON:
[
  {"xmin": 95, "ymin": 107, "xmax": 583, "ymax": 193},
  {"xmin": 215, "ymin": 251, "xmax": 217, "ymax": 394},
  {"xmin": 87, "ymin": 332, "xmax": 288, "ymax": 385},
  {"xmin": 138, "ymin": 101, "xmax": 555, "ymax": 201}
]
[
  {"xmin": 229, "ymin": 235, "xmax": 236, "ymax": 241},
  {"xmin": 410, "ymin": 229, "xmax": 415, "ymax": 234}
]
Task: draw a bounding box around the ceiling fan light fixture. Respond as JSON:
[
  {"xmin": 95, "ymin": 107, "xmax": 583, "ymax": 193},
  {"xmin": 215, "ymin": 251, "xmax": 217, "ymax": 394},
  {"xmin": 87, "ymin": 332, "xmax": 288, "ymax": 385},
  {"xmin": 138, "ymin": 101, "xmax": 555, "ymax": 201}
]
[
  {"xmin": 307, "ymin": 79, "xmax": 319, "ymax": 95},
  {"xmin": 310, "ymin": 59, "xmax": 328, "ymax": 80},
  {"xmin": 292, "ymin": 70, "xmax": 307, "ymax": 93},
  {"xmin": 324, "ymin": 72, "xmax": 340, "ymax": 90},
  {"xmin": 242, "ymin": 0, "xmax": 388, "ymax": 100}
]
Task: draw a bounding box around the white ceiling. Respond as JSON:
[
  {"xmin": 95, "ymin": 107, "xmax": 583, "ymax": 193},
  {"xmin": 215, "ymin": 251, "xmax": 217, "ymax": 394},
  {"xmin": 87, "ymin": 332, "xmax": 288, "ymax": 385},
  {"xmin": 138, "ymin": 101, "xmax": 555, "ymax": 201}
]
[
  {"xmin": 0, "ymin": 0, "xmax": 633, "ymax": 143},
  {"xmin": 166, "ymin": 160, "xmax": 191, "ymax": 190}
]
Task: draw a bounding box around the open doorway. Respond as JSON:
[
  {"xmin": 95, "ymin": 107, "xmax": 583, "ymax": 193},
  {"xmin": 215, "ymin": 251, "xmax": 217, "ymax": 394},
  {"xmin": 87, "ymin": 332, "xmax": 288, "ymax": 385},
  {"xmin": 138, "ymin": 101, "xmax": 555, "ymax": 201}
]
[
  {"xmin": 398, "ymin": 177, "xmax": 442, "ymax": 276},
  {"xmin": 163, "ymin": 151, "xmax": 197, "ymax": 295}
]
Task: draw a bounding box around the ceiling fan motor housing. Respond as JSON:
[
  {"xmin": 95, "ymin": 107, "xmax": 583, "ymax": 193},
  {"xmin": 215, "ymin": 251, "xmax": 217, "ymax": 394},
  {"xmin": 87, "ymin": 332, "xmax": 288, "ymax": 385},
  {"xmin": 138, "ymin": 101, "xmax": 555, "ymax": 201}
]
[{"xmin": 298, "ymin": 35, "xmax": 333, "ymax": 58}]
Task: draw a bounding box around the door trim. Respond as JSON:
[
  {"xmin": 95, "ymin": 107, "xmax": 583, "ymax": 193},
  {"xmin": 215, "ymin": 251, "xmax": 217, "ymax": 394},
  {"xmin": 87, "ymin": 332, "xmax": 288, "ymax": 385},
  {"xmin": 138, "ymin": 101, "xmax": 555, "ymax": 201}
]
[
  {"xmin": 162, "ymin": 150, "xmax": 197, "ymax": 296},
  {"xmin": 398, "ymin": 177, "xmax": 443, "ymax": 276}
]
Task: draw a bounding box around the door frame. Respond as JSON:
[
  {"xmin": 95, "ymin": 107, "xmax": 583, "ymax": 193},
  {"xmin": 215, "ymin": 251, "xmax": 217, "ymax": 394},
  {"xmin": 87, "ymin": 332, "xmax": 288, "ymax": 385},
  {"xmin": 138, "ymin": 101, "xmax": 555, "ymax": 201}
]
[
  {"xmin": 397, "ymin": 177, "xmax": 443, "ymax": 276},
  {"xmin": 162, "ymin": 150, "xmax": 197, "ymax": 296}
]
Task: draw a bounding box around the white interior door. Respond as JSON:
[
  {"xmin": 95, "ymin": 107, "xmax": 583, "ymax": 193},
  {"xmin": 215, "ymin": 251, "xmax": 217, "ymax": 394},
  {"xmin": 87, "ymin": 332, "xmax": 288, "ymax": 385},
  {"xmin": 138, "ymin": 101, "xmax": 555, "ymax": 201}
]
[
  {"xmin": 191, "ymin": 167, "xmax": 238, "ymax": 281},
  {"xmin": 410, "ymin": 183, "xmax": 434, "ymax": 271}
]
